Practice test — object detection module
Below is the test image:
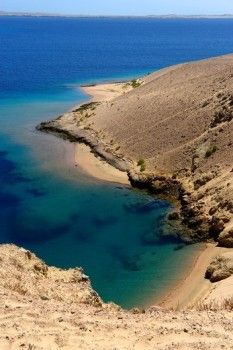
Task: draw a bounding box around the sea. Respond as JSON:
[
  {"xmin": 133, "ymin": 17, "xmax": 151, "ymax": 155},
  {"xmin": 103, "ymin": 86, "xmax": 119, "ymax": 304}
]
[{"xmin": 0, "ymin": 17, "xmax": 233, "ymax": 308}]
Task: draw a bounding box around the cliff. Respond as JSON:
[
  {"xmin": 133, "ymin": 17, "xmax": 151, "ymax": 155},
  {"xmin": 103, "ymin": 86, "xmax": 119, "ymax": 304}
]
[{"xmin": 0, "ymin": 244, "xmax": 232, "ymax": 349}]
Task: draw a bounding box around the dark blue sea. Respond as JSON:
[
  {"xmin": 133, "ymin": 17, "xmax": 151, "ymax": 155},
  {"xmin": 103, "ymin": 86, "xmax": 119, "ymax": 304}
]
[{"xmin": 0, "ymin": 17, "xmax": 233, "ymax": 308}]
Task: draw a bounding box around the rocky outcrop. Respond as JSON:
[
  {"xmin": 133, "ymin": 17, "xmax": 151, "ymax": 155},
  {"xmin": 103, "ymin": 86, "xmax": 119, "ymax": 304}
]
[
  {"xmin": 0, "ymin": 244, "xmax": 102, "ymax": 307},
  {"xmin": 218, "ymin": 228, "xmax": 233, "ymax": 247},
  {"xmin": 205, "ymin": 252, "xmax": 233, "ymax": 282}
]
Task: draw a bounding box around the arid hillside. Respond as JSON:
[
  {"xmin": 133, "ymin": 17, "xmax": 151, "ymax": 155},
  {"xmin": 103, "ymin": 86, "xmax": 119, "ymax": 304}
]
[
  {"xmin": 91, "ymin": 55, "xmax": 233, "ymax": 177},
  {"xmin": 39, "ymin": 54, "xmax": 233, "ymax": 246}
]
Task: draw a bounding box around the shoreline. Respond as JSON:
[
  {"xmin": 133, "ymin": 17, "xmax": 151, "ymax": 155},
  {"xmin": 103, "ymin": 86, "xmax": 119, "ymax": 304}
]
[
  {"xmin": 74, "ymin": 143, "xmax": 130, "ymax": 185},
  {"xmin": 156, "ymin": 243, "xmax": 221, "ymax": 310},
  {"xmin": 37, "ymin": 76, "xmax": 229, "ymax": 309}
]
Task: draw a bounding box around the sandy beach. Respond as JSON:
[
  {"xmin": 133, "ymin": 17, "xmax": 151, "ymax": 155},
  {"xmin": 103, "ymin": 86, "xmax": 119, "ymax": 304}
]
[
  {"xmin": 74, "ymin": 143, "xmax": 130, "ymax": 185},
  {"xmin": 80, "ymin": 81, "xmax": 134, "ymax": 102},
  {"xmin": 71, "ymin": 81, "xmax": 134, "ymax": 185},
  {"xmin": 157, "ymin": 243, "xmax": 224, "ymax": 310}
]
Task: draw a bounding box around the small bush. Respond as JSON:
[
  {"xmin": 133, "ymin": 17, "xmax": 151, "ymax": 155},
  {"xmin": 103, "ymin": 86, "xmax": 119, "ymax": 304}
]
[
  {"xmin": 137, "ymin": 158, "xmax": 145, "ymax": 166},
  {"xmin": 131, "ymin": 79, "xmax": 142, "ymax": 88},
  {"xmin": 140, "ymin": 163, "xmax": 146, "ymax": 172},
  {"xmin": 137, "ymin": 159, "xmax": 146, "ymax": 172},
  {"xmin": 205, "ymin": 145, "xmax": 217, "ymax": 158},
  {"xmin": 73, "ymin": 102, "xmax": 100, "ymax": 113},
  {"xmin": 124, "ymin": 79, "xmax": 142, "ymax": 89}
]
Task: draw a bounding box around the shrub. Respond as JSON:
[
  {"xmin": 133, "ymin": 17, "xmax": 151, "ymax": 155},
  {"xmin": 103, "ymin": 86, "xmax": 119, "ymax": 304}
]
[
  {"xmin": 131, "ymin": 79, "xmax": 142, "ymax": 88},
  {"xmin": 73, "ymin": 102, "xmax": 100, "ymax": 113},
  {"xmin": 137, "ymin": 159, "xmax": 146, "ymax": 172},
  {"xmin": 140, "ymin": 163, "xmax": 146, "ymax": 172}
]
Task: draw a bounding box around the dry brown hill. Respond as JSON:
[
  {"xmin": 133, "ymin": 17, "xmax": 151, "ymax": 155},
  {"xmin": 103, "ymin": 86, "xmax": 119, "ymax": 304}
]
[
  {"xmin": 90, "ymin": 55, "xmax": 233, "ymax": 244},
  {"xmin": 39, "ymin": 54, "xmax": 233, "ymax": 246}
]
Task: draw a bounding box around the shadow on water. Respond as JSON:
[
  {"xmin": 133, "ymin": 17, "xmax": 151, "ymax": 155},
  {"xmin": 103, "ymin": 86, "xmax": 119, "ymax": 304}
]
[
  {"xmin": 26, "ymin": 188, "xmax": 46, "ymax": 198},
  {"xmin": 109, "ymin": 245, "xmax": 143, "ymax": 272},
  {"xmin": 0, "ymin": 150, "xmax": 30, "ymax": 185},
  {"xmin": 124, "ymin": 199, "xmax": 170, "ymax": 214},
  {"xmin": 91, "ymin": 215, "xmax": 119, "ymax": 228},
  {"xmin": 8, "ymin": 217, "xmax": 70, "ymax": 244}
]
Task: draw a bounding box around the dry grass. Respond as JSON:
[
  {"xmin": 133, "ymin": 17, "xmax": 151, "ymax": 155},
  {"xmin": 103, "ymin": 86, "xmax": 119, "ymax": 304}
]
[{"xmin": 196, "ymin": 297, "xmax": 233, "ymax": 311}]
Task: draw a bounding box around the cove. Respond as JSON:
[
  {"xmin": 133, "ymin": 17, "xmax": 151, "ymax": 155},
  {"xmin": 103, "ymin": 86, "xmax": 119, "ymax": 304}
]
[{"xmin": 1, "ymin": 17, "xmax": 233, "ymax": 308}]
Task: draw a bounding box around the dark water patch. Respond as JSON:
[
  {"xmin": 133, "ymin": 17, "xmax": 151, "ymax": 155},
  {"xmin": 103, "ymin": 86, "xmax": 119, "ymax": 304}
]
[
  {"xmin": 74, "ymin": 230, "xmax": 93, "ymax": 244},
  {"xmin": 174, "ymin": 244, "xmax": 186, "ymax": 251},
  {"xmin": 26, "ymin": 188, "xmax": 46, "ymax": 198},
  {"xmin": 92, "ymin": 216, "xmax": 119, "ymax": 228},
  {"xmin": 121, "ymin": 254, "xmax": 142, "ymax": 272},
  {"xmin": 70, "ymin": 212, "xmax": 80, "ymax": 222},
  {"xmin": 109, "ymin": 245, "xmax": 142, "ymax": 272},
  {"xmin": 0, "ymin": 151, "xmax": 16, "ymax": 173},
  {"xmin": 141, "ymin": 216, "xmax": 186, "ymax": 246},
  {"xmin": 0, "ymin": 150, "xmax": 8, "ymax": 157},
  {"xmin": 140, "ymin": 229, "xmax": 160, "ymax": 245},
  {"xmin": 8, "ymin": 219, "xmax": 70, "ymax": 244},
  {"xmin": 0, "ymin": 150, "xmax": 30, "ymax": 185},
  {"xmin": 124, "ymin": 199, "xmax": 170, "ymax": 214},
  {"xmin": 0, "ymin": 191, "xmax": 21, "ymax": 209}
]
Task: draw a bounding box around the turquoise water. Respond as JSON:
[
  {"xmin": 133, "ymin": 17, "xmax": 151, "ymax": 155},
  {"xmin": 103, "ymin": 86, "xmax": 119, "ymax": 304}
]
[{"xmin": 1, "ymin": 17, "xmax": 233, "ymax": 308}]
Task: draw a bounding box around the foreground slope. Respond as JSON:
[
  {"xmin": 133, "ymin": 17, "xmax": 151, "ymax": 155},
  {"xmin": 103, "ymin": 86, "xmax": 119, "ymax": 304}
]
[{"xmin": 0, "ymin": 245, "xmax": 232, "ymax": 350}]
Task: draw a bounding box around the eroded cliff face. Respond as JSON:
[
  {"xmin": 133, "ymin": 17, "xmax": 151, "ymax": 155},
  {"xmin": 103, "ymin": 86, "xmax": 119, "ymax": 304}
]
[
  {"xmin": 0, "ymin": 244, "xmax": 232, "ymax": 350},
  {"xmin": 38, "ymin": 54, "xmax": 233, "ymax": 245}
]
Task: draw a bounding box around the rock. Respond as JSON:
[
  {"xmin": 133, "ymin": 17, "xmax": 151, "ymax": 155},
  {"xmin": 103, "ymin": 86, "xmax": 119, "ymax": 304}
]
[
  {"xmin": 194, "ymin": 173, "xmax": 215, "ymax": 190},
  {"xmin": 167, "ymin": 211, "xmax": 180, "ymax": 220},
  {"xmin": 209, "ymin": 216, "xmax": 225, "ymax": 240},
  {"xmin": 205, "ymin": 254, "xmax": 233, "ymax": 282},
  {"xmin": 218, "ymin": 229, "xmax": 233, "ymax": 247},
  {"xmin": 209, "ymin": 206, "xmax": 218, "ymax": 216}
]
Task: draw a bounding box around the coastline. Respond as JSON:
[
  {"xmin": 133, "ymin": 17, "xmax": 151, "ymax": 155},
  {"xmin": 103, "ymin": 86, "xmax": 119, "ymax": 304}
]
[
  {"xmin": 156, "ymin": 243, "xmax": 221, "ymax": 310},
  {"xmin": 37, "ymin": 78, "xmax": 225, "ymax": 309},
  {"xmin": 74, "ymin": 143, "xmax": 130, "ymax": 185}
]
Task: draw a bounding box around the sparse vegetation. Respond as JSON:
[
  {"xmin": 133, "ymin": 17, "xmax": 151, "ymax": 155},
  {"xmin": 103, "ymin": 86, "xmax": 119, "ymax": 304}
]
[
  {"xmin": 124, "ymin": 79, "xmax": 142, "ymax": 89},
  {"xmin": 196, "ymin": 297, "xmax": 233, "ymax": 311},
  {"xmin": 137, "ymin": 158, "xmax": 146, "ymax": 172},
  {"xmin": 73, "ymin": 102, "xmax": 100, "ymax": 113},
  {"xmin": 131, "ymin": 79, "xmax": 142, "ymax": 88},
  {"xmin": 205, "ymin": 144, "xmax": 218, "ymax": 158}
]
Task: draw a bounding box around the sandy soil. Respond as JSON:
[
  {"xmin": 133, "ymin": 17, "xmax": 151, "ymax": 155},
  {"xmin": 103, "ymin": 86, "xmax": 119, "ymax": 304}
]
[
  {"xmin": 158, "ymin": 244, "xmax": 225, "ymax": 310},
  {"xmin": 74, "ymin": 143, "xmax": 130, "ymax": 185},
  {"xmin": 80, "ymin": 81, "xmax": 134, "ymax": 102}
]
